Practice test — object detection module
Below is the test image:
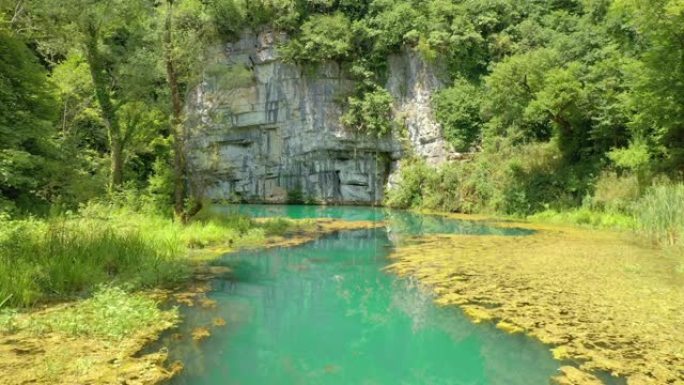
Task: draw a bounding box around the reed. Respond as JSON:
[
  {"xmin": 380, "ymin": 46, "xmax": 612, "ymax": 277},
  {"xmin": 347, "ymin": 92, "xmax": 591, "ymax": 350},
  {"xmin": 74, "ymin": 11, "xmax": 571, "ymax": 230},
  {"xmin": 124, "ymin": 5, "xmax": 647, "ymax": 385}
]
[{"xmin": 635, "ymin": 183, "xmax": 684, "ymax": 247}]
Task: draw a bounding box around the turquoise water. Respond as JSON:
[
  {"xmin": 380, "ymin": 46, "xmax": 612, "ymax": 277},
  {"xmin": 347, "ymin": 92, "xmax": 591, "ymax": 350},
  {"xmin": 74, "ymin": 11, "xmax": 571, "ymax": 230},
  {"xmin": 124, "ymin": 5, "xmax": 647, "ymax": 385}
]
[
  {"xmin": 168, "ymin": 206, "xmax": 558, "ymax": 385},
  {"xmin": 217, "ymin": 204, "xmax": 534, "ymax": 236}
]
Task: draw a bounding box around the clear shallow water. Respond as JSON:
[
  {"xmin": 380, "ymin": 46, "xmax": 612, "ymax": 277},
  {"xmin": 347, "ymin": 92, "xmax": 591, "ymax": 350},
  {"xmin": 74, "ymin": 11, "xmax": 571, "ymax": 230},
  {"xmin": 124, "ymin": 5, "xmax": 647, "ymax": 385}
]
[
  {"xmin": 216, "ymin": 204, "xmax": 534, "ymax": 236},
  {"xmin": 168, "ymin": 206, "xmax": 557, "ymax": 385}
]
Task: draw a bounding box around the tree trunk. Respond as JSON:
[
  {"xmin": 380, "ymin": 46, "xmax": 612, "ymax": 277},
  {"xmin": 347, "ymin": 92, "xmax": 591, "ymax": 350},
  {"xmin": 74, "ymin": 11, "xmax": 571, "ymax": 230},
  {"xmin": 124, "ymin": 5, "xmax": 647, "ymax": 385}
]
[
  {"xmin": 110, "ymin": 138, "xmax": 124, "ymax": 189},
  {"xmin": 164, "ymin": 0, "xmax": 200, "ymax": 222},
  {"xmin": 83, "ymin": 23, "xmax": 124, "ymax": 189}
]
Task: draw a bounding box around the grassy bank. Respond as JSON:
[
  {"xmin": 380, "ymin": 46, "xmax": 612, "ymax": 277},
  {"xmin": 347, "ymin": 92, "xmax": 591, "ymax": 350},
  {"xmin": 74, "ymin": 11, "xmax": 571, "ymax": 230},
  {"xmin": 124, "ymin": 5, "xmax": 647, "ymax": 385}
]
[
  {"xmin": 0, "ymin": 201, "xmax": 304, "ymax": 308},
  {"xmin": 0, "ymin": 200, "xmax": 383, "ymax": 385},
  {"xmin": 528, "ymin": 184, "xmax": 684, "ymax": 250},
  {"xmin": 0, "ymin": 286, "xmax": 180, "ymax": 384}
]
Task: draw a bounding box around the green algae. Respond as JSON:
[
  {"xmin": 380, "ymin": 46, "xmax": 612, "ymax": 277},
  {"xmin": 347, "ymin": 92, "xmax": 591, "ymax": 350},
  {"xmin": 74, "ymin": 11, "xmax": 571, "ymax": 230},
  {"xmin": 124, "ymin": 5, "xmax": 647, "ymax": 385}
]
[{"xmin": 387, "ymin": 221, "xmax": 684, "ymax": 385}]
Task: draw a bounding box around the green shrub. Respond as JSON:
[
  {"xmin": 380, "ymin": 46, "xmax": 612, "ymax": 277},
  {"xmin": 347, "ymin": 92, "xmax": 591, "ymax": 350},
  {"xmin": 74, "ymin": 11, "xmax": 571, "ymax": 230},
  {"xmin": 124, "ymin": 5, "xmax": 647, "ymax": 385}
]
[
  {"xmin": 432, "ymin": 78, "xmax": 483, "ymax": 152},
  {"xmin": 341, "ymin": 87, "xmax": 394, "ymax": 137},
  {"xmin": 280, "ymin": 13, "xmax": 354, "ymax": 63},
  {"xmin": 421, "ymin": 164, "xmax": 457, "ymax": 211},
  {"xmin": 495, "ymin": 142, "xmax": 593, "ymax": 216},
  {"xmin": 385, "ymin": 157, "xmax": 433, "ymax": 209},
  {"xmin": 287, "ymin": 186, "xmax": 305, "ymax": 204},
  {"xmin": 385, "ymin": 141, "xmax": 597, "ymax": 216},
  {"xmin": 635, "ymin": 183, "xmax": 684, "ymax": 247},
  {"xmin": 591, "ymin": 172, "xmax": 641, "ymax": 213}
]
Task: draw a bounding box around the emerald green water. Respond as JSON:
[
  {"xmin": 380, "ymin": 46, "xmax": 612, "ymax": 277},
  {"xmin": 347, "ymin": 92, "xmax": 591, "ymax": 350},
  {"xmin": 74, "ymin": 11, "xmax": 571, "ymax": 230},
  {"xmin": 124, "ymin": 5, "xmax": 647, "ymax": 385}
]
[{"xmin": 168, "ymin": 206, "xmax": 558, "ymax": 385}]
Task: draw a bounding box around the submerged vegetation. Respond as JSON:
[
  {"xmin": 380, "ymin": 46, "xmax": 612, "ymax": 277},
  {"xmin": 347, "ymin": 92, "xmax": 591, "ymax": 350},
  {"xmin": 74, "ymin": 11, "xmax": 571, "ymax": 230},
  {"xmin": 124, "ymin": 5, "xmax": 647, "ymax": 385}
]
[{"xmin": 388, "ymin": 223, "xmax": 684, "ymax": 384}]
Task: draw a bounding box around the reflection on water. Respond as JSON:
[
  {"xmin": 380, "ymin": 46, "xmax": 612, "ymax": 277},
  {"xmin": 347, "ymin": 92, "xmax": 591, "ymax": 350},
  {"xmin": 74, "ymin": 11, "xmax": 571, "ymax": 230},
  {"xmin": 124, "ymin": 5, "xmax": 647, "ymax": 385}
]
[
  {"xmin": 216, "ymin": 204, "xmax": 534, "ymax": 237},
  {"xmin": 167, "ymin": 226, "xmax": 558, "ymax": 385},
  {"xmin": 217, "ymin": 204, "xmax": 386, "ymax": 222}
]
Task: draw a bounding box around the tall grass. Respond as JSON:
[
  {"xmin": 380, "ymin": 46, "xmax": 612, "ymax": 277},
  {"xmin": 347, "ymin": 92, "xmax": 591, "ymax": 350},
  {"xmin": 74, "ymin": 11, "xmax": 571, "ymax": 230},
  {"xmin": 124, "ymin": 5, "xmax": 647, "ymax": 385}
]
[
  {"xmin": 0, "ymin": 216, "xmax": 188, "ymax": 308},
  {"xmin": 635, "ymin": 184, "xmax": 684, "ymax": 247},
  {"xmin": 0, "ymin": 201, "xmax": 281, "ymax": 308},
  {"xmin": 528, "ymin": 208, "xmax": 637, "ymax": 230}
]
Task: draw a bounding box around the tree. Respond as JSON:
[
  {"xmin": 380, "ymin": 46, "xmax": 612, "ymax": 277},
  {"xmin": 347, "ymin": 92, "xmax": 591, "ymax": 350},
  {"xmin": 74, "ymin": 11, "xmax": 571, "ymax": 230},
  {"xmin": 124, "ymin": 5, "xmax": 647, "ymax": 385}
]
[
  {"xmin": 280, "ymin": 12, "xmax": 355, "ymax": 63},
  {"xmin": 613, "ymin": 0, "xmax": 684, "ymax": 172},
  {"xmin": 0, "ymin": 27, "xmax": 58, "ymax": 211},
  {"xmin": 23, "ymin": 0, "xmax": 154, "ymax": 190},
  {"xmin": 432, "ymin": 78, "xmax": 483, "ymax": 152},
  {"xmin": 156, "ymin": 0, "xmax": 219, "ymax": 221}
]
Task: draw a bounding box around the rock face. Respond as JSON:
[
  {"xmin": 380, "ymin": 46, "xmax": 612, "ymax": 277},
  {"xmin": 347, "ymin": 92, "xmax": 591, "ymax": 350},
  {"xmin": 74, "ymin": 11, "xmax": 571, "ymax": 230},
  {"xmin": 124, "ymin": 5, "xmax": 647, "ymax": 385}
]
[{"xmin": 186, "ymin": 30, "xmax": 453, "ymax": 204}]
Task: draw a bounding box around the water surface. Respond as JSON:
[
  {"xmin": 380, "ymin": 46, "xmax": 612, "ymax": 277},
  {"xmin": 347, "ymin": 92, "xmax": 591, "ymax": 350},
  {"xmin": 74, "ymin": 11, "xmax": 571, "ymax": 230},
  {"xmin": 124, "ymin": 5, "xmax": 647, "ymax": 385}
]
[{"xmin": 168, "ymin": 205, "xmax": 556, "ymax": 385}]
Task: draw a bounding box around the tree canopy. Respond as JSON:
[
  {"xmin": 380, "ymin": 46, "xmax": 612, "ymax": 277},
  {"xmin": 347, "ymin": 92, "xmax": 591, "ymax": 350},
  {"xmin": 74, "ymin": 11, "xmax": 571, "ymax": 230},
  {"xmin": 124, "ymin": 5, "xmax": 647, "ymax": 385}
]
[{"xmin": 0, "ymin": 0, "xmax": 683, "ymax": 216}]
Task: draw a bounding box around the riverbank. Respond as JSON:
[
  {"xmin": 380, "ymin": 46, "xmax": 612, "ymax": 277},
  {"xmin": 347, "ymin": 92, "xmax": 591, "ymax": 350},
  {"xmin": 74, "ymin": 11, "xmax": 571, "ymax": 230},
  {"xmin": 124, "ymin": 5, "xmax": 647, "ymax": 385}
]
[
  {"xmin": 387, "ymin": 217, "xmax": 684, "ymax": 385},
  {"xmin": 0, "ymin": 207, "xmax": 382, "ymax": 385}
]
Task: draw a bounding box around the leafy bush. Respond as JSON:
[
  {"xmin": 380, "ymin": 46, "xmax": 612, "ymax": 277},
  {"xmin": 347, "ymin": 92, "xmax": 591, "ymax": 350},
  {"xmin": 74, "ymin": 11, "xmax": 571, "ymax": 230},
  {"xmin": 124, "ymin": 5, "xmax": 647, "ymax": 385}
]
[
  {"xmin": 591, "ymin": 172, "xmax": 641, "ymax": 213},
  {"xmin": 385, "ymin": 157, "xmax": 433, "ymax": 209},
  {"xmin": 432, "ymin": 78, "xmax": 483, "ymax": 152},
  {"xmin": 385, "ymin": 141, "xmax": 593, "ymax": 216},
  {"xmin": 280, "ymin": 13, "xmax": 354, "ymax": 63},
  {"xmin": 341, "ymin": 88, "xmax": 394, "ymax": 137}
]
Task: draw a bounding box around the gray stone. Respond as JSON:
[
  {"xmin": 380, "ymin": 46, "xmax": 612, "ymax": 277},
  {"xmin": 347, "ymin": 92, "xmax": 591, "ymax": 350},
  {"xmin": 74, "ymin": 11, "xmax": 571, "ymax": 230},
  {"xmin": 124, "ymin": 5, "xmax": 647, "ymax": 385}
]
[{"xmin": 186, "ymin": 29, "xmax": 455, "ymax": 205}]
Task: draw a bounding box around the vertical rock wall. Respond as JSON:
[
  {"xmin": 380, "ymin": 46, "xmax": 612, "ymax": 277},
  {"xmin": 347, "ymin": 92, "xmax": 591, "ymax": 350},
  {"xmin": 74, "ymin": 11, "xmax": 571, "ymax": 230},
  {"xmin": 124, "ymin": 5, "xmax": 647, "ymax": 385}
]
[{"xmin": 186, "ymin": 30, "xmax": 453, "ymax": 205}]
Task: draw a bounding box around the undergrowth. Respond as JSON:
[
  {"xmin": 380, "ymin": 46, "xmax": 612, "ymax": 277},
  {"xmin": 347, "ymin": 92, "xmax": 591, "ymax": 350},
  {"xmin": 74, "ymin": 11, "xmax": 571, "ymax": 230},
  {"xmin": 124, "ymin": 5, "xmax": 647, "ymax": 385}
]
[
  {"xmin": 386, "ymin": 151, "xmax": 684, "ymax": 251},
  {"xmin": 0, "ymin": 286, "xmax": 176, "ymax": 340},
  {"xmin": 0, "ymin": 199, "xmax": 299, "ymax": 308}
]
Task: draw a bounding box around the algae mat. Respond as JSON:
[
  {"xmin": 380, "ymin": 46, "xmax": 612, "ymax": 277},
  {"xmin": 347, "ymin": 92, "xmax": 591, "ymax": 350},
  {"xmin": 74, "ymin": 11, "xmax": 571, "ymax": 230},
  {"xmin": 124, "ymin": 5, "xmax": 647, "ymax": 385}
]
[{"xmin": 388, "ymin": 223, "xmax": 684, "ymax": 384}]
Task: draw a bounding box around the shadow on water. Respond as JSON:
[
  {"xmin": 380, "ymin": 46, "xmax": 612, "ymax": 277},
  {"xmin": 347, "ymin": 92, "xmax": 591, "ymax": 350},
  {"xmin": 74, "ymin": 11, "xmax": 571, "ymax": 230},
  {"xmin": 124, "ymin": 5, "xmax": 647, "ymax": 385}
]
[{"xmin": 158, "ymin": 220, "xmax": 565, "ymax": 385}]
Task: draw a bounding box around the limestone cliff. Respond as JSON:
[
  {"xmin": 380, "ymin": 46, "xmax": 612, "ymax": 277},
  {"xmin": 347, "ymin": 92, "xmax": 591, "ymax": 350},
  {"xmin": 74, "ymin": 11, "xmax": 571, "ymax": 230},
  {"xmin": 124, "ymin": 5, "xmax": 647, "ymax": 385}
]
[{"xmin": 186, "ymin": 30, "xmax": 453, "ymax": 204}]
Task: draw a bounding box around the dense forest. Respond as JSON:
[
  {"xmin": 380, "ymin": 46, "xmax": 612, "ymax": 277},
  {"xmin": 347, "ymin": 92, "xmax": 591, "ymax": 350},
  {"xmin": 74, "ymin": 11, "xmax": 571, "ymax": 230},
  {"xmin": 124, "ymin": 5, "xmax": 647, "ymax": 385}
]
[
  {"xmin": 2, "ymin": 0, "xmax": 683, "ymax": 217},
  {"xmin": 1, "ymin": 0, "xmax": 683, "ymax": 304}
]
